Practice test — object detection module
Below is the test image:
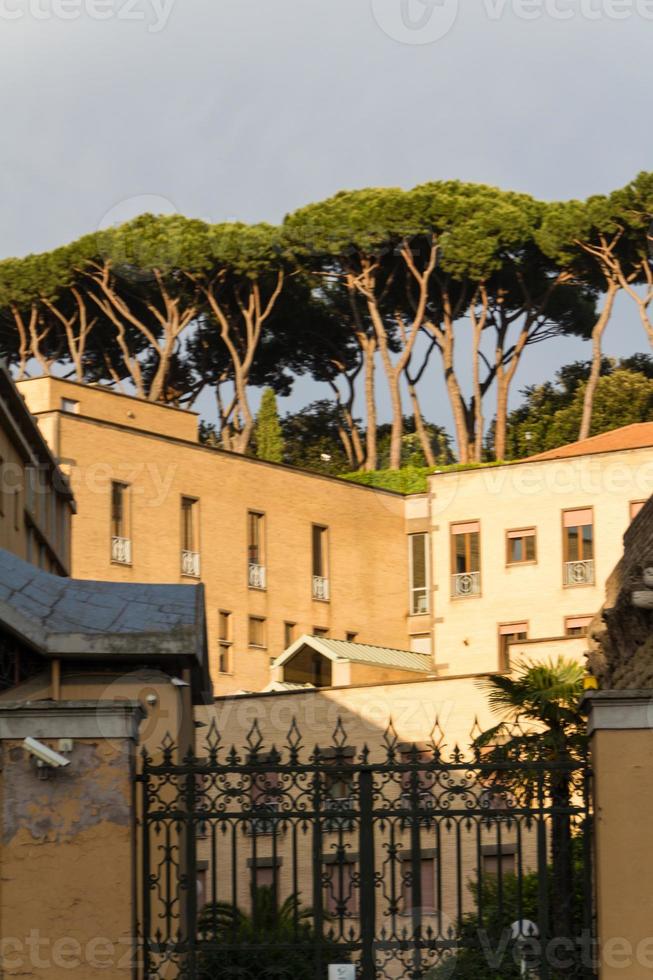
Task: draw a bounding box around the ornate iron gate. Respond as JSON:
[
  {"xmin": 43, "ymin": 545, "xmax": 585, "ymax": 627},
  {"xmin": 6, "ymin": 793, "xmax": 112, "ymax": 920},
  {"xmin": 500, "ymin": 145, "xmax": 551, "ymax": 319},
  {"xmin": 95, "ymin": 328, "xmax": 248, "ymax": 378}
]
[{"xmin": 136, "ymin": 718, "xmax": 595, "ymax": 979}]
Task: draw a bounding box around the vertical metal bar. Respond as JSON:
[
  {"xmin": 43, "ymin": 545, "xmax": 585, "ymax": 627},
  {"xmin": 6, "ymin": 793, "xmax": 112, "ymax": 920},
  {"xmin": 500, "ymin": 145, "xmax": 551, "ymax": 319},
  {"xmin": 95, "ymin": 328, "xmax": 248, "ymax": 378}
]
[
  {"xmin": 475, "ymin": 818, "xmax": 483, "ymax": 932},
  {"xmin": 409, "ymin": 762, "xmax": 423, "ymax": 978},
  {"xmin": 292, "ymin": 821, "xmax": 299, "ymax": 940},
  {"xmin": 359, "ymin": 768, "xmax": 376, "ymax": 980},
  {"xmin": 537, "ymin": 808, "xmax": 550, "ymax": 980},
  {"xmin": 141, "ymin": 773, "xmax": 151, "ymax": 980},
  {"xmin": 312, "ymin": 764, "xmax": 324, "ymax": 980},
  {"xmin": 184, "ymin": 765, "xmax": 197, "ymax": 976}
]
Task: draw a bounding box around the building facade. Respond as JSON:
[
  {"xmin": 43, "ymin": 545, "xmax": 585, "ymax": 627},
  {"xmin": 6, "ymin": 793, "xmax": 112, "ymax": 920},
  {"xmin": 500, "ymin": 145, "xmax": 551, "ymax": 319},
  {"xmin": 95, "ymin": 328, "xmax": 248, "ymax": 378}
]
[
  {"xmin": 0, "ymin": 364, "xmax": 73, "ymax": 575},
  {"xmin": 17, "ymin": 375, "xmax": 653, "ymax": 694}
]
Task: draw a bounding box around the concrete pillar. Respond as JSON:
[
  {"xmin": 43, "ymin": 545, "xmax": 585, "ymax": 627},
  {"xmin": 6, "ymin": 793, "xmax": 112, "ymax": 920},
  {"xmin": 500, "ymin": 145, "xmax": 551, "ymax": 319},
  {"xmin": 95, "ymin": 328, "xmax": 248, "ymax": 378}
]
[
  {"xmin": 0, "ymin": 700, "xmax": 144, "ymax": 979},
  {"xmin": 586, "ymin": 690, "xmax": 653, "ymax": 979}
]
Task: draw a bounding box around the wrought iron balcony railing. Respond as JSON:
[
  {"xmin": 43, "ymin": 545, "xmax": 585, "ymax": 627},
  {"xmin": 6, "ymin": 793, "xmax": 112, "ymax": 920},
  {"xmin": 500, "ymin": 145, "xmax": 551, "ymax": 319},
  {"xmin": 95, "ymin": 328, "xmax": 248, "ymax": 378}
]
[
  {"xmin": 246, "ymin": 801, "xmax": 281, "ymax": 835},
  {"xmin": 181, "ymin": 550, "xmax": 200, "ymax": 578},
  {"xmin": 111, "ymin": 536, "xmax": 132, "ymax": 565},
  {"xmin": 313, "ymin": 575, "xmax": 330, "ymax": 601},
  {"xmin": 452, "ymin": 570, "xmax": 481, "ymax": 598},
  {"xmin": 248, "ymin": 562, "xmax": 266, "ymax": 590},
  {"xmin": 564, "ymin": 559, "xmax": 594, "ymax": 587}
]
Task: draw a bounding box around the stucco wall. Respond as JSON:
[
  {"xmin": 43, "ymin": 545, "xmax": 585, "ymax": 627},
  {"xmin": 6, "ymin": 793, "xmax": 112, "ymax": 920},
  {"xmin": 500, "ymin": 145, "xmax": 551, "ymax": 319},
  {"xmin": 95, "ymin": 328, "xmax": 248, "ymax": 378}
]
[
  {"xmin": 0, "ymin": 709, "xmax": 139, "ymax": 979},
  {"xmin": 429, "ymin": 452, "xmax": 653, "ymax": 675}
]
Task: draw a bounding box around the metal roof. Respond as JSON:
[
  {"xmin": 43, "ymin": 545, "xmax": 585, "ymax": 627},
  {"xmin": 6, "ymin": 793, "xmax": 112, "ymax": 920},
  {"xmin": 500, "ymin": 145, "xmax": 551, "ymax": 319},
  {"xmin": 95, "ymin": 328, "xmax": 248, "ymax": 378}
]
[
  {"xmin": 0, "ymin": 548, "xmax": 211, "ymax": 701},
  {"xmin": 273, "ymin": 635, "xmax": 433, "ymax": 674}
]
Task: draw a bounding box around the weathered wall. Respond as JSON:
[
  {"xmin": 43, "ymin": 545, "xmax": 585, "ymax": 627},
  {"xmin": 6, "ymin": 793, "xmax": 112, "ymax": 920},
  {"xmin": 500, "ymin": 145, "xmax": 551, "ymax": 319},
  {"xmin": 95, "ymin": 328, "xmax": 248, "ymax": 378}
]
[
  {"xmin": 587, "ymin": 496, "xmax": 653, "ymax": 689},
  {"xmin": 0, "ymin": 703, "xmax": 142, "ymax": 979}
]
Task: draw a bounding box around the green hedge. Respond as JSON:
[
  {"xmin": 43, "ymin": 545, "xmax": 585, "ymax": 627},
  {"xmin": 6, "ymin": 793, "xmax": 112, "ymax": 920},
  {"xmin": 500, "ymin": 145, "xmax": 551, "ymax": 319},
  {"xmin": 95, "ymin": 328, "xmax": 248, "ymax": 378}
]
[{"xmin": 341, "ymin": 462, "xmax": 503, "ymax": 494}]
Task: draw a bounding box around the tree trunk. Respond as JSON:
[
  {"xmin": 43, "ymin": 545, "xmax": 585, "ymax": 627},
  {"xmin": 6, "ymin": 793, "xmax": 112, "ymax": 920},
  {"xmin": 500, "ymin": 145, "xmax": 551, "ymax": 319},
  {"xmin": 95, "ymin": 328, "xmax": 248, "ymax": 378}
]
[
  {"xmin": 579, "ymin": 281, "xmax": 619, "ymax": 440},
  {"xmin": 387, "ymin": 374, "xmax": 403, "ymax": 470},
  {"xmin": 362, "ymin": 338, "xmax": 377, "ymax": 471},
  {"xmin": 494, "ymin": 375, "xmax": 510, "ymax": 461},
  {"xmin": 408, "ymin": 382, "xmax": 436, "ymax": 468}
]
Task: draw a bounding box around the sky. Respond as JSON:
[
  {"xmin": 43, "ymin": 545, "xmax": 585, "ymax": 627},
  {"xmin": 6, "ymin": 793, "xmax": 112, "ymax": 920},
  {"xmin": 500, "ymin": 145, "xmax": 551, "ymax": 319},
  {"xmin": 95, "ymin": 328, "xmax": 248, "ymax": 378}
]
[{"xmin": 1, "ymin": 0, "xmax": 652, "ymax": 432}]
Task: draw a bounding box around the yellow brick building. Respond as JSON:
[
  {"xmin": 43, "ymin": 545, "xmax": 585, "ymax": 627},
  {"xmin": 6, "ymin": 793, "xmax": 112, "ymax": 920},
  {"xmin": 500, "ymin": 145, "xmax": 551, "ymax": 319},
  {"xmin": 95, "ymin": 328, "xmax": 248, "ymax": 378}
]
[{"xmin": 17, "ymin": 375, "xmax": 653, "ymax": 695}]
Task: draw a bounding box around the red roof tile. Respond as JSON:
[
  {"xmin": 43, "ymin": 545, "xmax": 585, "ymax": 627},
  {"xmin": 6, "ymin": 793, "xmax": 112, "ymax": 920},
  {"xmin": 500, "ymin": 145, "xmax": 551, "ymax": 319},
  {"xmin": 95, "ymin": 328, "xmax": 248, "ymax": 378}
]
[{"xmin": 524, "ymin": 423, "xmax": 653, "ymax": 462}]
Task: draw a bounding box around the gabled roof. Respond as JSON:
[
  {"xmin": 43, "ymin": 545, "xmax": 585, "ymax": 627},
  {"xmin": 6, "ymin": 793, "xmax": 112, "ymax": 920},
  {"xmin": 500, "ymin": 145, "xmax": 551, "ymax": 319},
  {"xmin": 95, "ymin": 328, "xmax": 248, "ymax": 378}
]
[
  {"xmin": 272, "ymin": 635, "xmax": 433, "ymax": 674},
  {"xmin": 0, "ymin": 549, "xmax": 211, "ymax": 701},
  {"xmin": 524, "ymin": 423, "xmax": 653, "ymax": 463}
]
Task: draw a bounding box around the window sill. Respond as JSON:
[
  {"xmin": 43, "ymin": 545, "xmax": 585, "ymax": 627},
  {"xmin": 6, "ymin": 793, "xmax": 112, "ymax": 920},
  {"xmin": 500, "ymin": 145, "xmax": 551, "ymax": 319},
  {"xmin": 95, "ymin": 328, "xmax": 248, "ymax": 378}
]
[
  {"xmin": 506, "ymin": 561, "xmax": 537, "ymax": 568},
  {"xmin": 111, "ymin": 560, "xmax": 133, "ymax": 568},
  {"xmin": 249, "ymin": 645, "xmax": 267, "ymax": 651}
]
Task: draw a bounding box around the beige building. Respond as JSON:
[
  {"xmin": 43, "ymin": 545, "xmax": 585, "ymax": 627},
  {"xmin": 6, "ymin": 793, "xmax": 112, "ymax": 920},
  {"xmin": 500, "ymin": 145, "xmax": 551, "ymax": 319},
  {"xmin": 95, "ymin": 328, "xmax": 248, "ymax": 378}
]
[
  {"xmin": 0, "ymin": 363, "xmax": 73, "ymax": 576},
  {"xmin": 16, "ymin": 375, "xmax": 653, "ymax": 695},
  {"xmin": 425, "ymin": 425, "xmax": 653, "ymax": 677}
]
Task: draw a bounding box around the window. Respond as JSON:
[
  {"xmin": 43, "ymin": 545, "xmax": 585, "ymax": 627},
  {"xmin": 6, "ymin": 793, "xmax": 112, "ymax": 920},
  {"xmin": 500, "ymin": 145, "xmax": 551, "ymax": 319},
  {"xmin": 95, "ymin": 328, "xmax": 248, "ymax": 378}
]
[
  {"xmin": 284, "ymin": 622, "xmax": 295, "ymax": 648},
  {"xmin": 110, "ymin": 482, "xmax": 131, "ymax": 564},
  {"xmin": 630, "ymin": 500, "xmax": 646, "ymax": 522},
  {"xmin": 410, "ymin": 634, "xmax": 432, "ymax": 656},
  {"xmin": 248, "ymin": 616, "xmax": 266, "ymax": 648},
  {"xmin": 498, "ymin": 622, "xmax": 528, "ymax": 671},
  {"xmin": 506, "ymin": 528, "xmax": 536, "ymax": 565},
  {"xmin": 181, "ymin": 497, "xmax": 200, "ymax": 576},
  {"xmin": 565, "ymin": 615, "xmax": 593, "ymax": 637},
  {"xmin": 324, "ymin": 860, "xmax": 357, "ymax": 917},
  {"xmin": 563, "ymin": 509, "xmax": 594, "ymax": 586},
  {"xmin": 401, "ymin": 856, "xmax": 436, "ymax": 914},
  {"xmin": 314, "ymin": 627, "xmax": 329, "ymax": 638},
  {"xmin": 218, "ymin": 611, "xmax": 232, "ymax": 673},
  {"xmin": 60, "ymin": 398, "xmax": 79, "ymax": 414},
  {"xmin": 197, "ymin": 867, "xmax": 208, "ymax": 910},
  {"xmin": 409, "ymin": 533, "xmax": 429, "ymax": 615},
  {"xmin": 346, "ymin": 631, "xmax": 358, "ymax": 643},
  {"xmin": 481, "ymin": 846, "xmax": 516, "ymax": 878},
  {"xmin": 312, "ymin": 525, "xmax": 330, "ymax": 600},
  {"xmin": 451, "ymin": 522, "xmax": 481, "ymax": 597},
  {"xmin": 13, "ymin": 484, "xmax": 21, "ymax": 532},
  {"xmin": 254, "ymin": 865, "xmax": 276, "ymax": 896},
  {"xmin": 248, "ymin": 512, "xmax": 266, "ymax": 589}
]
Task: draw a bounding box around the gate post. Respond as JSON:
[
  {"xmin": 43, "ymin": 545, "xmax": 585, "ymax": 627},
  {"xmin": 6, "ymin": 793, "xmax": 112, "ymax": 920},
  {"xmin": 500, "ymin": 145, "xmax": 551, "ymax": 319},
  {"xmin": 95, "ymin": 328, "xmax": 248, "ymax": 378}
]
[
  {"xmin": 0, "ymin": 700, "xmax": 144, "ymax": 980},
  {"xmin": 585, "ymin": 690, "xmax": 653, "ymax": 980}
]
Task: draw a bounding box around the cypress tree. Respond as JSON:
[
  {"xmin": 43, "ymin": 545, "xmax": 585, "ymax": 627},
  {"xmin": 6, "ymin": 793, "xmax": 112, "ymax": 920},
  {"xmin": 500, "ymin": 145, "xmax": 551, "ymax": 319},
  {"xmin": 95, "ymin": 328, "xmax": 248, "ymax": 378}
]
[{"xmin": 255, "ymin": 389, "xmax": 284, "ymax": 463}]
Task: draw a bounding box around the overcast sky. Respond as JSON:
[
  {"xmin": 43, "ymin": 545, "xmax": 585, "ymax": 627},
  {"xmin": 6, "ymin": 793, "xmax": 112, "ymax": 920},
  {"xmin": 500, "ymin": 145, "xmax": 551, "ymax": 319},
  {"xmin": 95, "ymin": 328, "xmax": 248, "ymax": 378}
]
[{"xmin": 1, "ymin": 0, "xmax": 652, "ymax": 429}]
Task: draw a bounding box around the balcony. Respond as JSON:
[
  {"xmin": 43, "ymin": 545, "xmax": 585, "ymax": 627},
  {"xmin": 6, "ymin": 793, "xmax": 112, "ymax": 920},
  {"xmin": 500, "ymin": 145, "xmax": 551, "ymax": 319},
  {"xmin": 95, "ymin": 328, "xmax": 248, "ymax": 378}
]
[
  {"xmin": 324, "ymin": 795, "xmax": 355, "ymax": 832},
  {"xmin": 181, "ymin": 550, "xmax": 200, "ymax": 577},
  {"xmin": 111, "ymin": 536, "xmax": 131, "ymax": 565},
  {"xmin": 451, "ymin": 571, "xmax": 481, "ymax": 598},
  {"xmin": 313, "ymin": 575, "xmax": 330, "ymax": 601},
  {"xmin": 246, "ymin": 801, "xmax": 281, "ymax": 836},
  {"xmin": 248, "ymin": 562, "xmax": 266, "ymax": 590},
  {"xmin": 564, "ymin": 559, "xmax": 594, "ymax": 587}
]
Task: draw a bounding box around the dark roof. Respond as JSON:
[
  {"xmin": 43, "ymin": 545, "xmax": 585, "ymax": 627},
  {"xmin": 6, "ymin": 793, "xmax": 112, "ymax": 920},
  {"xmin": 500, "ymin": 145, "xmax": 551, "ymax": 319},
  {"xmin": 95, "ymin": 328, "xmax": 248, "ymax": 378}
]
[{"xmin": 0, "ymin": 549, "xmax": 211, "ymax": 702}]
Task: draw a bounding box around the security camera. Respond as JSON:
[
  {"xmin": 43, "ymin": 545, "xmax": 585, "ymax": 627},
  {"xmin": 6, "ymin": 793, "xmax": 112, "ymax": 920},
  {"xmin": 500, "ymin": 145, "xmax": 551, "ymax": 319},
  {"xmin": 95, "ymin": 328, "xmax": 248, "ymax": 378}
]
[{"xmin": 23, "ymin": 737, "xmax": 71, "ymax": 769}]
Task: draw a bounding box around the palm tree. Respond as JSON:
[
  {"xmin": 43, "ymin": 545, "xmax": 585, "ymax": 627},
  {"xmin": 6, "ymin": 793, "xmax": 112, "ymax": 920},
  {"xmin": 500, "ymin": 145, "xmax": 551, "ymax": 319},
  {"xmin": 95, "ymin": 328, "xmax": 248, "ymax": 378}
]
[
  {"xmin": 474, "ymin": 658, "xmax": 586, "ymax": 948},
  {"xmin": 197, "ymin": 887, "xmax": 345, "ymax": 980}
]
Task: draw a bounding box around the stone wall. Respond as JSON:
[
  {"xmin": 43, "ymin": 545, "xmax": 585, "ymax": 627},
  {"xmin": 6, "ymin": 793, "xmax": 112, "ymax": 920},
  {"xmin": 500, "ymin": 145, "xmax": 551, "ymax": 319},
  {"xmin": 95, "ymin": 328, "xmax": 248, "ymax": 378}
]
[{"xmin": 588, "ymin": 496, "xmax": 653, "ymax": 689}]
